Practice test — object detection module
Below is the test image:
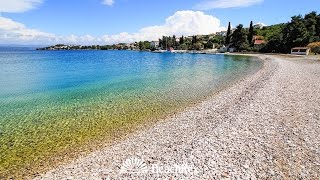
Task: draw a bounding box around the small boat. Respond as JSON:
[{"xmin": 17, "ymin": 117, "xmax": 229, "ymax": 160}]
[
  {"xmin": 152, "ymin": 50, "xmax": 167, "ymax": 53},
  {"xmin": 168, "ymin": 47, "xmax": 175, "ymax": 53}
]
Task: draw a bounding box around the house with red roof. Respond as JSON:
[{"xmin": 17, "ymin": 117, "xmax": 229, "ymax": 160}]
[{"xmin": 253, "ymin": 36, "xmax": 266, "ymax": 50}]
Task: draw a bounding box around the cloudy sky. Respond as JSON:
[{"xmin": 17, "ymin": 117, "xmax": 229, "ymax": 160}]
[{"xmin": 0, "ymin": 0, "xmax": 319, "ymax": 45}]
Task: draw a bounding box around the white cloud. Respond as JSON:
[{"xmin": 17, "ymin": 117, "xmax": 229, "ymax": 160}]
[
  {"xmin": 0, "ymin": 17, "xmax": 57, "ymax": 44},
  {"xmin": 194, "ymin": 0, "xmax": 263, "ymax": 10},
  {"xmin": 0, "ymin": 0, "xmax": 42, "ymax": 13},
  {"xmin": 102, "ymin": 0, "xmax": 114, "ymax": 6},
  {"xmin": 0, "ymin": 11, "xmax": 225, "ymax": 45},
  {"xmin": 96, "ymin": 11, "xmax": 225, "ymax": 44}
]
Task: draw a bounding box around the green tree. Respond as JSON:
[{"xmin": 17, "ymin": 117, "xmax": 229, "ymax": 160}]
[
  {"xmin": 161, "ymin": 36, "xmax": 167, "ymax": 49},
  {"xmin": 304, "ymin": 11, "xmax": 320, "ymax": 42},
  {"xmin": 159, "ymin": 38, "xmax": 162, "ymax": 48},
  {"xmin": 260, "ymin": 35, "xmax": 284, "ymax": 53},
  {"xmin": 260, "ymin": 11, "xmax": 320, "ymax": 53},
  {"xmin": 191, "ymin": 35, "xmax": 197, "ymax": 45},
  {"xmin": 167, "ymin": 36, "xmax": 172, "ymax": 48},
  {"xmin": 225, "ymin": 22, "xmax": 231, "ymax": 45},
  {"xmin": 143, "ymin": 41, "xmax": 151, "ymax": 49},
  {"xmin": 205, "ymin": 40, "xmax": 214, "ymax": 49},
  {"xmin": 282, "ymin": 15, "xmax": 309, "ymax": 53},
  {"xmin": 193, "ymin": 42, "xmax": 203, "ymax": 50},
  {"xmin": 138, "ymin": 41, "xmax": 145, "ymax": 50},
  {"xmin": 256, "ymin": 23, "xmax": 285, "ymax": 40},
  {"xmin": 248, "ymin": 21, "xmax": 254, "ymax": 46},
  {"xmin": 179, "ymin": 35, "xmax": 184, "ymax": 45},
  {"xmin": 317, "ymin": 13, "xmax": 320, "ymax": 36},
  {"xmin": 212, "ymin": 35, "xmax": 224, "ymax": 44},
  {"xmin": 179, "ymin": 43, "xmax": 188, "ymax": 50},
  {"xmin": 172, "ymin": 35, "xmax": 176, "ymax": 47},
  {"xmin": 231, "ymin": 24, "xmax": 249, "ymax": 51}
]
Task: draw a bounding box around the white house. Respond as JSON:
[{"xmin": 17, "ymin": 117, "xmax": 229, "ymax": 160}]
[
  {"xmin": 218, "ymin": 46, "xmax": 227, "ymax": 53},
  {"xmin": 150, "ymin": 41, "xmax": 159, "ymax": 48},
  {"xmin": 254, "ymin": 22, "xmax": 266, "ymax": 29},
  {"xmin": 228, "ymin": 47, "xmax": 235, "ymax": 53},
  {"xmin": 291, "ymin": 47, "xmax": 311, "ymax": 55},
  {"xmin": 216, "ymin": 31, "xmax": 227, "ymax": 37}
]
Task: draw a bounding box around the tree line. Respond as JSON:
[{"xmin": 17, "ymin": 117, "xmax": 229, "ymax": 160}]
[
  {"xmin": 156, "ymin": 34, "xmax": 224, "ymax": 51},
  {"xmin": 227, "ymin": 11, "xmax": 320, "ymax": 53}
]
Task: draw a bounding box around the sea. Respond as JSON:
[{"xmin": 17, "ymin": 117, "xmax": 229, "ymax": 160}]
[{"xmin": 0, "ymin": 47, "xmax": 262, "ymax": 176}]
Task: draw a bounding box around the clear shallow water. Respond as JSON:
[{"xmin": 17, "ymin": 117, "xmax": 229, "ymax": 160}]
[{"xmin": 0, "ymin": 49, "xmax": 262, "ymax": 176}]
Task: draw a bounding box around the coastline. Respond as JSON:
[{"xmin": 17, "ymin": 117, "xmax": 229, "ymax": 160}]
[{"xmin": 35, "ymin": 54, "xmax": 320, "ymax": 179}]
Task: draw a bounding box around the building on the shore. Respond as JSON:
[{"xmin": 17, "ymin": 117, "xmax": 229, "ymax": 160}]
[
  {"xmin": 216, "ymin": 31, "xmax": 227, "ymax": 37},
  {"xmin": 228, "ymin": 47, "xmax": 235, "ymax": 53},
  {"xmin": 150, "ymin": 41, "xmax": 159, "ymax": 48},
  {"xmin": 253, "ymin": 36, "xmax": 266, "ymax": 50},
  {"xmin": 291, "ymin": 47, "xmax": 311, "ymax": 55},
  {"xmin": 115, "ymin": 44, "xmax": 123, "ymax": 49},
  {"xmin": 186, "ymin": 36, "xmax": 193, "ymax": 40},
  {"xmin": 127, "ymin": 43, "xmax": 137, "ymax": 49},
  {"xmin": 207, "ymin": 43, "xmax": 215, "ymax": 49},
  {"xmin": 218, "ymin": 45, "xmax": 227, "ymax": 53}
]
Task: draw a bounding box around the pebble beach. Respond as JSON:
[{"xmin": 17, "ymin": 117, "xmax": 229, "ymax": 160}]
[{"xmin": 35, "ymin": 55, "xmax": 320, "ymax": 179}]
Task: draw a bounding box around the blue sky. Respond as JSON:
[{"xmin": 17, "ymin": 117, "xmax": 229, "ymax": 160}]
[{"xmin": 0, "ymin": 0, "xmax": 319, "ymax": 45}]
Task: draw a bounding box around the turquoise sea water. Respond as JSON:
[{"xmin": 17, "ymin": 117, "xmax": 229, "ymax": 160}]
[{"xmin": 0, "ymin": 49, "xmax": 262, "ymax": 177}]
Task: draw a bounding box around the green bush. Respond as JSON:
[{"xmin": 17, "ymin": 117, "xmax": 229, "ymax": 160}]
[{"xmin": 308, "ymin": 42, "xmax": 320, "ymax": 54}]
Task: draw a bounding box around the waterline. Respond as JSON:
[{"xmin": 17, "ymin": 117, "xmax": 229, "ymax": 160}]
[{"xmin": 0, "ymin": 50, "xmax": 262, "ymax": 178}]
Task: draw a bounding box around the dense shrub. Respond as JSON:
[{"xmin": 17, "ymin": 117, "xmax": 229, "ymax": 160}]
[{"xmin": 307, "ymin": 42, "xmax": 320, "ymax": 54}]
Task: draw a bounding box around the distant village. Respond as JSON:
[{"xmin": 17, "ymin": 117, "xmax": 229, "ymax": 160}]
[{"xmin": 37, "ymin": 23, "xmax": 266, "ymax": 53}]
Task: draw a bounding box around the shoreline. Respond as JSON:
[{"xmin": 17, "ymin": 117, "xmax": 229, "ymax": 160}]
[
  {"xmin": 35, "ymin": 54, "xmax": 272, "ymax": 179},
  {"xmin": 0, "ymin": 52, "xmax": 262, "ymax": 179},
  {"xmin": 35, "ymin": 54, "xmax": 320, "ymax": 179},
  {"xmin": 33, "ymin": 54, "xmax": 261, "ymax": 177}
]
